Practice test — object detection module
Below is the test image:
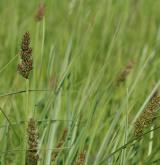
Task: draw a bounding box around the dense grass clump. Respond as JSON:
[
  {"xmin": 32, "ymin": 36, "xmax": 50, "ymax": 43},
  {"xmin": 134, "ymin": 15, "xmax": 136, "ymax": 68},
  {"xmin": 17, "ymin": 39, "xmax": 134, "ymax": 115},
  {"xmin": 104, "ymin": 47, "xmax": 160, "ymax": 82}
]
[{"xmin": 1, "ymin": 0, "xmax": 160, "ymax": 164}]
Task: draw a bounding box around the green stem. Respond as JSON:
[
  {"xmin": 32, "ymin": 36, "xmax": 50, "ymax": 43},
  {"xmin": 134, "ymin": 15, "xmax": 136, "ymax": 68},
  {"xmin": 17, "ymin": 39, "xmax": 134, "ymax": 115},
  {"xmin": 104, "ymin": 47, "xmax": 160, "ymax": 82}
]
[
  {"xmin": 148, "ymin": 125, "xmax": 154, "ymax": 156},
  {"xmin": 0, "ymin": 55, "xmax": 17, "ymax": 74},
  {"xmin": 0, "ymin": 107, "xmax": 19, "ymax": 140},
  {"xmin": 0, "ymin": 89, "xmax": 48, "ymax": 98},
  {"xmin": 22, "ymin": 79, "xmax": 29, "ymax": 165},
  {"xmin": 26, "ymin": 79, "xmax": 29, "ymax": 117}
]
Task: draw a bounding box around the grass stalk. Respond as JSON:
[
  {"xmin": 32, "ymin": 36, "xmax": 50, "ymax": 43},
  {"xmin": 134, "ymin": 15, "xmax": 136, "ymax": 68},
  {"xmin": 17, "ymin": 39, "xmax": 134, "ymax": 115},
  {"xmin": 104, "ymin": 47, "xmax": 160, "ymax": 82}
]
[
  {"xmin": 22, "ymin": 79, "xmax": 29, "ymax": 164},
  {"xmin": 26, "ymin": 79, "xmax": 29, "ymax": 117},
  {"xmin": 148, "ymin": 125, "xmax": 154, "ymax": 156}
]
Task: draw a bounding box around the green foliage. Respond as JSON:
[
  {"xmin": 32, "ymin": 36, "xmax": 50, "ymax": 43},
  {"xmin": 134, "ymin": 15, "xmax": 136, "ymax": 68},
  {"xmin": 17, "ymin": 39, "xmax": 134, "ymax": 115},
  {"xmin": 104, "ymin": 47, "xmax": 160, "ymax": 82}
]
[{"xmin": 0, "ymin": 0, "xmax": 160, "ymax": 164}]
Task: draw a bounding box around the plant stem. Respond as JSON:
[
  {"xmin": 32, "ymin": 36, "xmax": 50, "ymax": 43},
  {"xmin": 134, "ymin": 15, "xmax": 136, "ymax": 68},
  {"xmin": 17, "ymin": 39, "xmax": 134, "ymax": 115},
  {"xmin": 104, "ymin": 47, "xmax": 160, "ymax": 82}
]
[
  {"xmin": 22, "ymin": 79, "xmax": 29, "ymax": 165},
  {"xmin": 26, "ymin": 79, "xmax": 29, "ymax": 117},
  {"xmin": 148, "ymin": 125, "xmax": 154, "ymax": 156}
]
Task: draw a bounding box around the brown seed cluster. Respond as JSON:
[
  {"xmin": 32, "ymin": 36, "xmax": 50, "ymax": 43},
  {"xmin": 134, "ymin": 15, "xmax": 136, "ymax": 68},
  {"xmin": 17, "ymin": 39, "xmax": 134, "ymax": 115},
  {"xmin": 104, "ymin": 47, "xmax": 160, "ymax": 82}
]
[
  {"xmin": 117, "ymin": 60, "xmax": 135, "ymax": 85},
  {"xmin": 35, "ymin": 3, "xmax": 45, "ymax": 21},
  {"xmin": 134, "ymin": 96, "xmax": 160, "ymax": 137},
  {"xmin": 27, "ymin": 118, "xmax": 39, "ymax": 165},
  {"xmin": 74, "ymin": 151, "xmax": 86, "ymax": 165},
  {"xmin": 18, "ymin": 32, "xmax": 33, "ymax": 79},
  {"xmin": 51, "ymin": 129, "xmax": 67, "ymax": 161}
]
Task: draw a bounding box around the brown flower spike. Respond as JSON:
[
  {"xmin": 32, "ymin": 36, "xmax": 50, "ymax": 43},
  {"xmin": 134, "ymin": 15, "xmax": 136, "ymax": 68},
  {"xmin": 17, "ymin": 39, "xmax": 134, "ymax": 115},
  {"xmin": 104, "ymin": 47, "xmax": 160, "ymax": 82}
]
[
  {"xmin": 27, "ymin": 118, "xmax": 39, "ymax": 165},
  {"xmin": 18, "ymin": 32, "xmax": 33, "ymax": 79},
  {"xmin": 51, "ymin": 129, "xmax": 68, "ymax": 161},
  {"xmin": 134, "ymin": 96, "xmax": 160, "ymax": 137},
  {"xmin": 74, "ymin": 151, "xmax": 86, "ymax": 165},
  {"xmin": 35, "ymin": 3, "xmax": 45, "ymax": 21},
  {"xmin": 117, "ymin": 60, "xmax": 135, "ymax": 85}
]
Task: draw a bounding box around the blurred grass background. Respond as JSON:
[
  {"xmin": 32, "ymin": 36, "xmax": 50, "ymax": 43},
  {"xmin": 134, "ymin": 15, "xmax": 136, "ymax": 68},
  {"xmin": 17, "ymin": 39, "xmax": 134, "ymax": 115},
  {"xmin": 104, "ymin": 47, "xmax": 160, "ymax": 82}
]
[{"xmin": 0, "ymin": 0, "xmax": 160, "ymax": 164}]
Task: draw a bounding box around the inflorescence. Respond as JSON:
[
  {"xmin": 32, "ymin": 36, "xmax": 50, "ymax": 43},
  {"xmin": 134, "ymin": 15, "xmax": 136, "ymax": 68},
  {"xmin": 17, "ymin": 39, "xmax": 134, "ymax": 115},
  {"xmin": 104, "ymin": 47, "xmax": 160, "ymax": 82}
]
[
  {"xmin": 134, "ymin": 96, "xmax": 160, "ymax": 137},
  {"xmin": 27, "ymin": 118, "xmax": 39, "ymax": 165},
  {"xmin": 18, "ymin": 32, "xmax": 33, "ymax": 79}
]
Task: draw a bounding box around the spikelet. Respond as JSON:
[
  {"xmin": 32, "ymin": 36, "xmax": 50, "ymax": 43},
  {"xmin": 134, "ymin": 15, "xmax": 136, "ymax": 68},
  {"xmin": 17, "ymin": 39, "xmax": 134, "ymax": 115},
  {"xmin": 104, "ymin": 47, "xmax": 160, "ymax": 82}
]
[
  {"xmin": 51, "ymin": 129, "xmax": 67, "ymax": 161},
  {"xmin": 27, "ymin": 118, "xmax": 39, "ymax": 165},
  {"xmin": 134, "ymin": 96, "xmax": 160, "ymax": 137},
  {"xmin": 74, "ymin": 151, "xmax": 86, "ymax": 165},
  {"xmin": 35, "ymin": 2, "xmax": 45, "ymax": 21},
  {"xmin": 18, "ymin": 32, "xmax": 33, "ymax": 79},
  {"xmin": 117, "ymin": 60, "xmax": 135, "ymax": 86}
]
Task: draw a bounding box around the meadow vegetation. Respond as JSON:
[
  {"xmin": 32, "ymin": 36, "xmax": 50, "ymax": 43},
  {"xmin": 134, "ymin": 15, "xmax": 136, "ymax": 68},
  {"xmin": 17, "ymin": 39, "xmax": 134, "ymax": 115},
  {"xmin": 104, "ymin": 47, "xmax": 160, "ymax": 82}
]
[{"xmin": 0, "ymin": 0, "xmax": 160, "ymax": 164}]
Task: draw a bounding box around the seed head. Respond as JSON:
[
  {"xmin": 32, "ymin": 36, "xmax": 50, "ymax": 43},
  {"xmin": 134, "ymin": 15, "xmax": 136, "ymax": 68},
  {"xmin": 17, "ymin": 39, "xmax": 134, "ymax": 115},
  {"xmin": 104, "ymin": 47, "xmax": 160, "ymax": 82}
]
[
  {"xmin": 27, "ymin": 118, "xmax": 39, "ymax": 165},
  {"xmin": 117, "ymin": 60, "xmax": 135, "ymax": 86},
  {"xmin": 51, "ymin": 129, "xmax": 67, "ymax": 161},
  {"xmin": 74, "ymin": 151, "xmax": 86, "ymax": 165},
  {"xmin": 35, "ymin": 3, "xmax": 45, "ymax": 22},
  {"xmin": 18, "ymin": 32, "xmax": 33, "ymax": 79},
  {"xmin": 134, "ymin": 96, "xmax": 160, "ymax": 137}
]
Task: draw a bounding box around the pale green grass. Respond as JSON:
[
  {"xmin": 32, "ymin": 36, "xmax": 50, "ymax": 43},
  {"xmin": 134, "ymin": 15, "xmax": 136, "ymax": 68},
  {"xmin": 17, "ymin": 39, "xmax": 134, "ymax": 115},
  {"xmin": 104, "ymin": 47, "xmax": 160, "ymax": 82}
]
[{"xmin": 0, "ymin": 0, "xmax": 160, "ymax": 164}]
